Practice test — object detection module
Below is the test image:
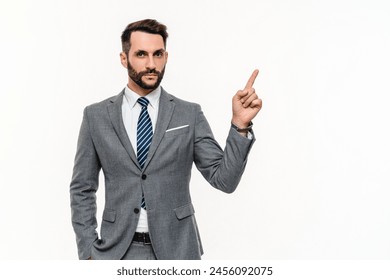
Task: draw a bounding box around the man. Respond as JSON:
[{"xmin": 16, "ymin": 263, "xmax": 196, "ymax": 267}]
[{"xmin": 70, "ymin": 19, "xmax": 262, "ymax": 260}]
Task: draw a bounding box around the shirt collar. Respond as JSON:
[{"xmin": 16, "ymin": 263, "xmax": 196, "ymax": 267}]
[{"xmin": 124, "ymin": 85, "xmax": 161, "ymax": 109}]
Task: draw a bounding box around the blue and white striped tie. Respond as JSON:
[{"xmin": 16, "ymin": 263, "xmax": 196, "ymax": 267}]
[{"xmin": 137, "ymin": 97, "xmax": 153, "ymax": 209}]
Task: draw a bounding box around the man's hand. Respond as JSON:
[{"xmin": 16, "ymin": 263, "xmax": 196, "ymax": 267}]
[{"xmin": 232, "ymin": 69, "xmax": 262, "ymax": 128}]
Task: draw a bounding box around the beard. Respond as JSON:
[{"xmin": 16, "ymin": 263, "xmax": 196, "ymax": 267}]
[{"xmin": 127, "ymin": 61, "xmax": 165, "ymax": 90}]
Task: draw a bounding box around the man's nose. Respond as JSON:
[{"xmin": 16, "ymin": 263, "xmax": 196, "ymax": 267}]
[{"xmin": 146, "ymin": 55, "xmax": 156, "ymax": 70}]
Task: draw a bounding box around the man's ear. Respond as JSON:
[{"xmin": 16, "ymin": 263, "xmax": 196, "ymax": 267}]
[
  {"xmin": 165, "ymin": 51, "xmax": 168, "ymax": 62},
  {"xmin": 120, "ymin": 52, "xmax": 128, "ymax": 68}
]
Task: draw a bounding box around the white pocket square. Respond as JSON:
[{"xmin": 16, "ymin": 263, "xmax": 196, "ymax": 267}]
[{"xmin": 166, "ymin": 125, "xmax": 189, "ymax": 132}]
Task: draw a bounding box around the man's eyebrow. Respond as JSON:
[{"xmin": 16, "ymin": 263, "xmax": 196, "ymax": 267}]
[
  {"xmin": 134, "ymin": 49, "xmax": 165, "ymax": 54},
  {"xmin": 153, "ymin": 49, "xmax": 165, "ymax": 54}
]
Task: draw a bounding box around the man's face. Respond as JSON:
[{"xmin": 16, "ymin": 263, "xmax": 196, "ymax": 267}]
[{"xmin": 121, "ymin": 31, "xmax": 168, "ymax": 94}]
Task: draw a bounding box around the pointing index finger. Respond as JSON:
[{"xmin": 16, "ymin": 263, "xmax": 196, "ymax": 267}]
[{"xmin": 245, "ymin": 69, "xmax": 259, "ymax": 89}]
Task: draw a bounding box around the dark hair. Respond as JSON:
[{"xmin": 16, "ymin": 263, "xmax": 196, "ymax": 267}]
[{"xmin": 121, "ymin": 19, "xmax": 168, "ymax": 55}]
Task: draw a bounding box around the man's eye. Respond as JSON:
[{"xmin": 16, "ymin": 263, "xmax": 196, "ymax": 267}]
[
  {"xmin": 155, "ymin": 52, "xmax": 163, "ymax": 57},
  {"xmin": 136, "ymin": 52, "xmax": 146, "ymax": 57}
]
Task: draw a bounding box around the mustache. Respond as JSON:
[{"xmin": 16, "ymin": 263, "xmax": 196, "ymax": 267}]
[{"xmin": 140, "ymin": 69, "xmax": 161, "ymax": 75}]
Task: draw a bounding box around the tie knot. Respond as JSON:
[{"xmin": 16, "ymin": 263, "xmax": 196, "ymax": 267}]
[{"xmin": 137, "ymin": 97, "xmax": 149, "ymax": 108}]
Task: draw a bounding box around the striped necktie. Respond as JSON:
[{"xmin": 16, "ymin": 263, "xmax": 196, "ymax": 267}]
[{"xmin": 137, "ymin": 97, "xmax": 153, "ymax": 209}]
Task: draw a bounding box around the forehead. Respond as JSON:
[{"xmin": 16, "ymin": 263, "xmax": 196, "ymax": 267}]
[{"xmin": 129, "ymin": 31, "xmax": 165, "ymax": 52}]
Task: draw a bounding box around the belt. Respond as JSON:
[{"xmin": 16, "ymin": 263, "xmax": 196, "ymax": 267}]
[{"xmin": 132, "ymin": 232, "xmax": 151, "ymax": 245}]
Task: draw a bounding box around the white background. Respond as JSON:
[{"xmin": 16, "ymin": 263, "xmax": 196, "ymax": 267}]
[{"xmin": 1, "ymin": 0, "xmax": 389, "ymax": 260}]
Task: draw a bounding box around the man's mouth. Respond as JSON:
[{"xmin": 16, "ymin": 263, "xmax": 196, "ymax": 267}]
[{"xmin": 144, "ymin": 74, "xmax": 157, "ymax": 78}]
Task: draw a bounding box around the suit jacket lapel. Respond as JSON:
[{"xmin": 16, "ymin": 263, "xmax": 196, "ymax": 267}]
[
  {"xmin": 107, "ymin": 89, "xmax": 140, "ymax": 169},
  {"xmin": 143, "ymin": 88, "xmax": 175, "ymax": 170}
]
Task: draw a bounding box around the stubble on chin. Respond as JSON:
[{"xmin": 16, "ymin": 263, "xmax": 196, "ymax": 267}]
[{"xmin": 127, "ymin": 61, "xmax": 165, "ymax": 90}]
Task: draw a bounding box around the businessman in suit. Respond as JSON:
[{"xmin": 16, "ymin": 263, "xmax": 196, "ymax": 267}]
[{"xmin": 70, "ymin": 19, "xmax": 262, "ymax": 260}]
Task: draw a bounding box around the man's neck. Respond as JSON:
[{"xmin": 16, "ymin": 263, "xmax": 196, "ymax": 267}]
[{"xmin": 127, "ymin": 81, "xmax": 153, "ymax": 97}]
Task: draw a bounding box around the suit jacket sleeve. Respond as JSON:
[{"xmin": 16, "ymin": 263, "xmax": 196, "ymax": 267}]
[
  {"xmin": 193, "ymin": 105, "xmax": 255, "ymax": 193},
  {"xmin": 70, "ymin": 106, "xmax": 101, "ymax": 260}
]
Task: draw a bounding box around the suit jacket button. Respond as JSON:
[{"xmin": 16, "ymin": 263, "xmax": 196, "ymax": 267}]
[
  {"xmin": 141, "ymin": 174, "xmax": 147, "ymax": 180},
  {"xmin": 134, "ymin": 208, "xmax": 140, "ymax": 214}
]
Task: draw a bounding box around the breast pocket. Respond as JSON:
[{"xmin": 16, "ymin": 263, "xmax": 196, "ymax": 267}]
[{"xmin": 165, "ymin": 125, "xmax": 190, "ymax": 137}]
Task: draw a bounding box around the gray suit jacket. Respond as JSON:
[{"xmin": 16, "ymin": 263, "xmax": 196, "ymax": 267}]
[{"xmin": 70, "ymin": 88, "xmax": 255, "ymax": 260}]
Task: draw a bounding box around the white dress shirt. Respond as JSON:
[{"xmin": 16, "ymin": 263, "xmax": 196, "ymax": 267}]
[{"xmin": 122, "ymin": 85, "xmax": 161, "ymax": 233}]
